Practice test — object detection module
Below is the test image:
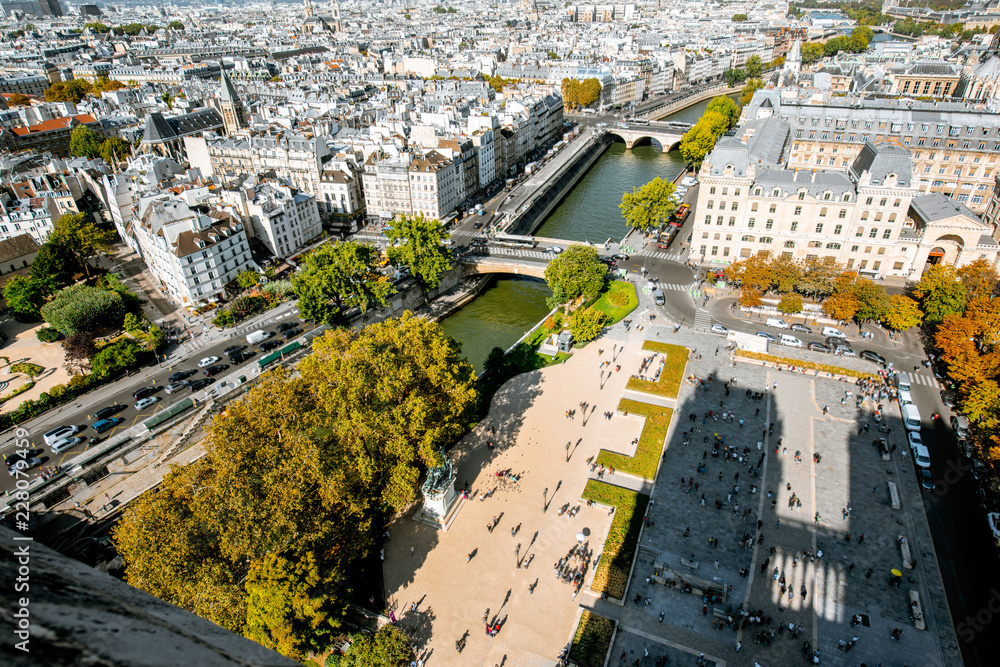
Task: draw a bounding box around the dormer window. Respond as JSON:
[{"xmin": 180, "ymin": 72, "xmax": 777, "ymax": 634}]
[{"xmin": 196, "ymin": 240, "xmax": 206, "ymax": 249}]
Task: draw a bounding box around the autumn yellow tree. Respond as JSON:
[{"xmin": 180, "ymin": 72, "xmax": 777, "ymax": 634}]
[
  {"xmin": 958, "ymin": 257, "xmax": 999, "ymax": 301},
  {"xmin": 882, "ymin": 294, "xmax": 923, "ymax": 331},
  {"xmin": 822, "ymin": 291, "xmax": 859, "ymax": 321}
]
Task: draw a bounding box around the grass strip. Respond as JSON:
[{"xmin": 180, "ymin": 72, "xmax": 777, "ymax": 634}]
[
  {"xmin": 625, "ymin": 341, "xmax": 687, "ymax": 398},
  {"xmin": 569, "ymin": 610, "xmax": 616, "ymax": 667},
  {"xmin": 595, "ymin": 399, "xmax": 672, "ymax": 480},
  {"xmin": 734, "ymin": 350, "xmax": 877, "ymax": 379},
  {"xmin": 590, "ymin": 281, "xmax": 638, "ymax": 324},
  {"xmin": 582, "ymin": 480, "xmax": 649, "ymax": 599}
]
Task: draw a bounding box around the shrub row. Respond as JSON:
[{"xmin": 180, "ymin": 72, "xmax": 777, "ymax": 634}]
[
  {"xmin": 0, "ymin": 380, "xmax": 35, "ymax": 406},
  {"xmin": 734, "ymin": 350, "xmax": 877, "ymax": 379},
  {"xmin": 581, "ymin": 480, "xmax": 649, "ymax": 599}
]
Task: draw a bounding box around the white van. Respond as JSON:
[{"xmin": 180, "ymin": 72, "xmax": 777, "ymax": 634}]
[
  {"xmin": 822, "ymin": 326, "xmax": 846, "ymax": 339},
  {"xmin": 246, "ymin": 329, "xmax": 272, "ymax": 345},
  {"xmin": 766, "ymin": 318, "xmax": 790, "ymax": 329},
  {"xmin": 780, "ymin": 334, "xmax": 802, "ymax": 348},
  {"xmin": 43, "ymin": 425, "xmax": 80, "ymax": 446},
  {"xmin": 902, "ymin": 403, "xmax": 922, "ymax": 432},
  {"xmin": 895, "ymin": 371, "xmax": 911, "ymax": 393}
]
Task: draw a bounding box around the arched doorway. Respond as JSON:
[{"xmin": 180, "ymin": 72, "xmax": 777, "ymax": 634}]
[{"xmin": 927, "ymin": 247, "xmax": 946, "ymax": 265}]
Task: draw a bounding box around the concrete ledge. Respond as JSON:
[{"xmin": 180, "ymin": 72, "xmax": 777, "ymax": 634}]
[{"xmin": 889, "ymin": 481, "xmax": 901, "ymax": 509}]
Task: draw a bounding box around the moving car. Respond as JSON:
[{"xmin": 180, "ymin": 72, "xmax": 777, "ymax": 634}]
[
  {"xmin": 790, "ymin": 324, "xmax": 812, "ymax": 334},
  {"xmin": 284, "ymin": 328, "xmax": 303, "ymax": 339},
  {"xmin": 826, "ymin": 337, "xmax": 849, "ymax": 348},
  {"xmin": 756, "ymin": 332, "xmax": 776, "ymax": 342},
  {"xmin": 835, "ymin": 346, "xmax": 856, "ymax": 357},
  {"xmin": 808, "ymin": 342, "xmax": 831, "ymax": 353},
  {"xmin": 780, "ymin": 335, "xmax": 802, "ymax": 348},
  {"xmin": 93, "ymin": 406, "xmax": 122, "ymax": 421},
  {"xmin": 134, "ymin": 396, "xmax": 160, "ymax": 411},
  {"xmin": 5, "ymin": 448, "xmax": 42, "ymax": 469},
  {"xmin": 765, "ymin": 318, "xmax": 789, "ymax": 329},
  {"xmin": 168, "ymin": 370, "xmax": 196, "ymax": 383},
  {"xmin": 276, "ymin": 322, "xmax": 296, "ymax": 333},
  {"xmin": 545, "ymin": 246, "xmax": 563, "ymax": 254},
  {"xmin": 711, "ymin": 324, "xmax": 729, "ymax": 335},
  {"xmin": 860, "ymin": 350, "xmax": 886, "ymax": 366},
  {"xmin": 132, "ymin": 386, "xmax": 159, "ymax": 400},
  {"xmin": 197, "ymin": 356, "xmax": 220, "ymax": 368},
  {"xmin": 92, "ymin": 417, "xmax": 123, "ymax": 434},
  {"xmin": 229, "ymin": 351, "xmax": 254, "ymax": 364},
  {"xmin": 653, "ymin": 289, "xmax": 665, "ymax": 306},
  {"xmin": 259, "ymin": 340, "xmax": 282, "ymax": 353},
  {"xmin": 165, "ymin": 382, "xmax": 188, "ymax": 394},
  {"xmin": 822, "ymin": 326, "xmax": 847, "ymax": 339},
  {"xmin": 246, "ymin": 329, "xmax": 272, "ymax": 345},
  {"xmin": 43, "ymin": 425, "xmax": 81, "ymax": 446},
  {"xmin": 917, "ymin": 468, "xmax": 935, "ymax": 492},
  {"xmin": 7, "ymin": 456, "xmax": 41, "ymax": 475},
  {"xmin": 223, "ymin": 345, "xmax": 246, "ymax": 356},
  {"xmin": 50, "ymin": 436, "xmax": 85, "ymax": 454},
  {"xmin": 188, "ymin": 378, "xmax": 214, "ymax": 392},
  {"xmin": 612, "ymin": 253, "xmax": 629, "ymax": 260},
  {"xmin": 203, "ymin": 364, "xmax": 227, "ymax": 377}
]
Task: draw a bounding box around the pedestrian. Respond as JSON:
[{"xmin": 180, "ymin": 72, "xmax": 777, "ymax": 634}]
[
  {"xmin": 410, "ymin": 546, "xmax": 414, "ymax": 556},
  {"xmin": 735, "ymin": 641, "xmax": 742, "ymax": 652}
]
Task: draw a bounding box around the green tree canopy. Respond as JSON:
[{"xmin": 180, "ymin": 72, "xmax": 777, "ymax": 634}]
[
  {"xmin": 237, "ymin": 269, "xmax": 260, "ymax": 290},
  {"xmin": 544, "ymin": 244, "xmax": 607, "ymax": 307},
  {"xmin": 882, "ymin": 294, "xmax": 923, "ymax": 331},
  {"xmin": 704, "ymin": 96, "xmax": 739, "ymax": 128},
  {"xmin": 619, "ymin": 176, "xmax": 677, "ymax": 233},
  {"xmin": 744, "ymin": 55, "xmax": 764, "ymax": 78},
  {"xmin": 41, "ymin": 283, "xmax": 126, "ymax": 336},
  {"xmin": 70, "ymin": 124, "xmax": 102, "ymax": 159},
  {"xmin": 915, "ymin": 263, "xmax": 968, "ymax": 322},
  {"xmin": 336, "ymin": 626, "xmax": 412, "ymax": 667},
  {"xmin": 801, "ymin": 42, "xmax": 824, "ymax": 64},
  {"xmin": 679, "ymin": 122, "xmax": 719, "ymax": 167},
  {"xmin": 3, "ymin": 275, "xmax": 50, "ymax": 320},
  {"xmin": 732, "ymin": 13, "xmax": 748, "ymax": 21},
  {"xmin": 45, "ymin": 79, "xmax": 93, "ymax": 104},
  {"xmin": 739, "ymin": 78, "xmax": 765, "ymax": 107},
  {"xmin": 90, "ymin": 337, "xmax": 140, "ymax": 377},
  {"xmin": 679, "ymin": 96, "xmax": 739, "ymax": 167},
  {"xmin": 384, "ymin": 214, "xmax": 453, "ymax": 292},
  {"xmin": 30, "ymin": 242, "xmax": 76, "ymax": 291},
  {"xmin": 84, "ymin": 22, "xmax": 111, "ymax": 32},
  {"xmin": 99, "ymin": 136, "xmax": 132, "ymax": 167},
  {"xmin": 166, "ymin": 20, "xmax": 184, "ymax": 30},
  {"xmin": 49, "ymin": 212, "xmax": 115, "ymax": 279},
  {"xmin": 569, "ymin": 306, "xmax": 609, "ymax": 343},
  {"xmin": 291, "ymin": 241, "xmax": 396, "ymax": 325},
  {"xmin": 93, "ymin": 76, "xmax": 126, "ymax": 94}
]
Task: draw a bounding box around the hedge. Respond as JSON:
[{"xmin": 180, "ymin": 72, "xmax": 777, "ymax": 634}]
[
  {"xmin": 595, "ymin": 399, "xmax": 672, "ymax": 480},
  {"xmin": 569, "ymin": 610, "xmax": 616, "ymax": 667},
  {"xmin": 734, "ymin": 350, "xmax": 877, "ymax": 379},
  {"xmin": 0, "ymin": 380, "xmax": 35, "ymax": 406},
  {"xmin": 41, "ymin": 284, "xmax": 125, "ymax": 336},
  {"xmin": 590, "ymin": 281, "xmax": 638, "ymax": 324},
  {"xmin": 625, "ymin": 341, "xmax": 687, "ymax": 398},
  {"xmin": 581, "ymin": 480, "xmax": 648, "ymax": 599},
  {"xmin": 9, "ymin": 362, "xmax": 43, "ymax": 378},
  {"xmin": 36, "ymin": 327, "xmax": 63, "ymax": 342}
]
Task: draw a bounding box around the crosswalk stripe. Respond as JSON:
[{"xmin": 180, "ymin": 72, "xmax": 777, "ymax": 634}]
[{"xmin": 693, "ymin": 308, "xmax": 712, "ymax": 329}]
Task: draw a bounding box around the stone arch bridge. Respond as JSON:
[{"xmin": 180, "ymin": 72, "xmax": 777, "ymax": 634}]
[
  {"xmin": 605, "ymin": 121, "xmax": 691, "ymax": 151},
  {"xmin": 460, "ymin": 255, "xmax": 549, "ymax": 279}
]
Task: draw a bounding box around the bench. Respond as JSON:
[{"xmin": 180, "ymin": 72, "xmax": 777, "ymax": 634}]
[
  {"xmin": 899, "ymin": 535, "xmax": 912, "ymax": 568},
  {"xmin": 909, "ymin": 590, "xmax": 926, "ymax": 631},
  {"xmin": 888, "ymin": 481, "xmax": 901, "ymax": 510},
  {"xmin": 680, "ymin": 557, "xmax": 700, "ymax": 570},
  {"xmin": 712, "ymin": 607, "xmax": 729, "ymax": 621}
]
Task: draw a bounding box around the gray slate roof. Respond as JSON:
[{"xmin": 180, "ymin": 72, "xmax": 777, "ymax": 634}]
[
  {"xmin": 849, "ymin": 142, "xmax": 912, "ymax": 186},
  {"xmin": 910, "ymin": 192, "xmax": 982, "ymax": 223}
]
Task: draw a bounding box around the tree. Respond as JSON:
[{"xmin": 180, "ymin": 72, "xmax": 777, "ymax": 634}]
[
  {"xmin": 958, "ymin": 258, "xmax": 999, "ymax": 301},
  {"xmin": 619, "ymin": 177, "xmax": 677, "ymax": 234},
  {"xmin": 70, "ymin": 125, "xmax": 102, "ymax": 159},
  {"xmin": 777, "ymin": 294, "xmax": 803, "ymax": 315},
  {"xmin": 769, "ymin": 254, "xmax": 802, "ymax": 293},
  {"xmin": 915, "ymin": 263, "xmax": 967, "ymax": 323},
  {"xmin": 63, "ymin": 332, "xmax": 97, "ymax": 374},
  {"xmin": 237, "ymin": 270, "xmax": 260, "ymax": 290},
  {"xmin": 30, "ymin": 242, "xmax": 75, "ymax": 291},
  {"xmin": 123, "ymin": 312, "xmax": 145, "ymax": 333},
  {"xmin": 725, "ymin": 252, "xmax": 774, "ymax": 291},
  {"xmin": 93, "ymin": 76, "xmax": 126, "ymax": 94},
  {"xmin": 41, "ymin": 284, "xmax": 126, "ymax": 336},
  {"xmin": 244, "ymin": 551, "xmax": 345, "ymax": 661},
  {"xmin": 166, "ymin": 20, "xmax": 184, "ymax": 30},
  {"xmin": 99, "ymin": 136, "xmax": 132, "ymax": 167},
  {"xmin": 731, "ymin": 13, "xmax": 748, "ymax": 21},
  {"xmin": 798, "ymin": 257, "xmax": 841, "ymax": 299},
  {"xmin": 882, "ymin": 294, "xmax": 923, "ymax": 331},
  {"xmin": 561, "ymin": 77, "xmax": 602, "ymax": 109},
  {"xmin": 7, "ymin": 93, "xmax": 30, "ymax": 106},
  {"xmin": 544, "ymin": 245, "xmax": 607, "ymax": 307},
  {"xmin": 338, "ymin": 626, "xmax": 412, "ymax": 667},
  {"xmin": 934, "ymin": 314, "xmax": 999, "ymax": 385},
  {"xmin": 966, "ymin": 297, "xmax": 1000, "ymax": 349},
  {"xmin": 744, "ymin": 55, "xmax": 764, "ymax": 79},
  {"xmin": 48, "ymin": 213, "xmax": 115, "ymax": 279},
  {"xmin": 3, "ymin": 276, "xmax": 49, "ymax": 320},
  {"xmin": 739, "ymin": 78, "xmax": 764, "ymax": 107},
  {"xmin": 384, "ymin": 214, "xmax": 453, "ymax": 293},
  {"xmin": 90, "ymin": 338, "xmax": 140, "ymax": 378},
  {"xmin": 291, "ymin": 242, "xmax": 396, "ymax": 325},
  {"xmin": 851, "ymin": 278, "xmax": 890, "ymax": 322},
  {"xmin": 723, "ymin": 67, "xmax": 746, "ymax": 86},
  {"xmin": 739, "ymin": 287, "xmax": 763, "ymax": 308},
  {"xmin": 704, "ymin": 96, "xmax": 739, "ymax": 129},
  {"xmin": 569, "ymin": 307, "xmax": 609, "ymax": 343},
  {"xmin": 964, "ymin": 380, "xmax": 1000, "ymax": 430},
  {"xmin": 84, "ymin": 21, "xmax": 111, "ymax": 32},
  {"xmin": 801, "ymin": 42, "xmax": 824, "ymax": 64},
  {"xmin": 44, "ymin": 79, "xmax": 93, "ymax": 104},
  {"xmin": 679, "ymin": 122, "xmax": 719, "ymax": 167},
  {"xmin": 823, "ymin": 292, "xmax": 859, "ymax": 321}
]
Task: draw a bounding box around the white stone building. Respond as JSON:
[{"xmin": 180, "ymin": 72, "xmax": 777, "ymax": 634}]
[{"xmin": 238, "ymin": 183, "xmax": 322, "ymax": 257}]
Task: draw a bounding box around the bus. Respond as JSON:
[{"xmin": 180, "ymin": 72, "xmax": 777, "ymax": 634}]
[
  {"xmin": 626, "ymin": 117, "xmax": 650, "ymax": 126},
  {"xmin": 658, "ymin": 227, "xmax": 678, "ymax": 249},
  {"xmin": 494, "ymin": 233, "xmax": 538, "ymax": 249},
  {"xmin": 672, "ymin": 204, "xmax": 690, "ymax": 226}
]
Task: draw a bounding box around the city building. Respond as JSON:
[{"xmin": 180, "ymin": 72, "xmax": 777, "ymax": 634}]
[{"xmin": 227, "ymin": 182, "xmax": 322, "ymax": 257}]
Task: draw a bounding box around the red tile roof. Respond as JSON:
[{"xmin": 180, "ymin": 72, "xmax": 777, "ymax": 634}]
[{"xmin": 11, "ymin": 114, "xmax": 98, "ymax": 136}]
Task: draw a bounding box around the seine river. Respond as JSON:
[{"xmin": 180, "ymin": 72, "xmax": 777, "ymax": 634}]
[{"xmin": 440, "ymin": 96, "xmax": 730, "ymax": 372}]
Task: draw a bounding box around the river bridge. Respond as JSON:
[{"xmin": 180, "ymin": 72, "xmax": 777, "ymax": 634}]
[{"xmin": 605, "ymin": 121, "xmax": 691, "ymax": 151}]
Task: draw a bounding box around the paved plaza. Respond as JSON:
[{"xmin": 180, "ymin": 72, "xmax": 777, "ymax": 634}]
[{"xmin": 382, "ymin": 297, "xmax": 960, "ymax": 667}]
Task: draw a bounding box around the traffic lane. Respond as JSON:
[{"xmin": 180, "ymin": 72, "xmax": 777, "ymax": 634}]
[{"xmin": 1, "ymin": 318, "xmax": 313, "ymax": 490}]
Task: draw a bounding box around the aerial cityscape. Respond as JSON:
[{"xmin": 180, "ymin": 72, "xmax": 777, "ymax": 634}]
[{"xmin": 2, "ymin": 0, "xmax": 1000, "ymax": 665}]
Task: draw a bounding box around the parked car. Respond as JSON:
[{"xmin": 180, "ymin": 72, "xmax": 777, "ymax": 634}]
[
  {"xmin": 822, "ymin": 326, "xmax": 847, "ymax": 339},
  {"xmin": 907, "ymin": 430, "xmax": 923, "ymax": 449},
  {"xmin": 910, "ymin": 443, "xmax": 932, "ymax": 468},
  {"xmin": 951, "ymin": 415, "xmax": 970, "ymax": 439},
  {"xmin": 835, "ymin": 346, "xmax": 856, "ymax": 357},
  {"xmin": 941, "ymin": 390, "xmax": 956, "ymax": 408},
  {"xmin": 203, "ymin": 364, "xmax": 227, "ymax": 377},
  {"xmin": 131, "ymin": 386, "xmax": 159, "ymax": 400},
  {"xmin": 790, "ymin": 324, "xmax": 812, "ymax": 334},
  {"xmin": 134, "ymin": 396, "xmax": 160, "ymax": 411},
  {"xmin": 988, "ymin": 512, "xmax": 1000, "ymax": 546},
  {"xmin": 188, "ymin": 379, "xmax": 214, "ymax": 392},
  {"xmin": 168, "ymin": 370, "xmax": 196, "ymax": 383},
  {"xmin": 756, "ymin": 332, "xmax": 776, "ymax": 342},
  {"xmin": 197, "ymin": 356, "xmax": 220, "ymax": 368},
  {"xmin": 284, "ymin": 328, "xmax": 303, "ymax": 339},
  {"xmin": 711, "ymin": 324, "xmax": 729, "ymax": 335},
  {"xmin": 165, "ymin": 382, "xmax": 188, "ymax": 394},
  {"xmin": 860, "ymin": 350, "xmax": 886, "ymax": 366},
  {"xmin": 917, "ymin": 468, "xmax": 935, "ymax": 491},
  {"xmin": 92, "ymin": 417, "xmax": 123, "ymax": 434},
  {"xmin": 50, "ymin": 436, "xmax": 85, "ymax": 454},
  {"xmin": 223, "ymin": 345, "xmax": 246, "ymax": 356},
  {"xmin": 808, "ymin": 342, "xmax": 831, "ymax": 353}
]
